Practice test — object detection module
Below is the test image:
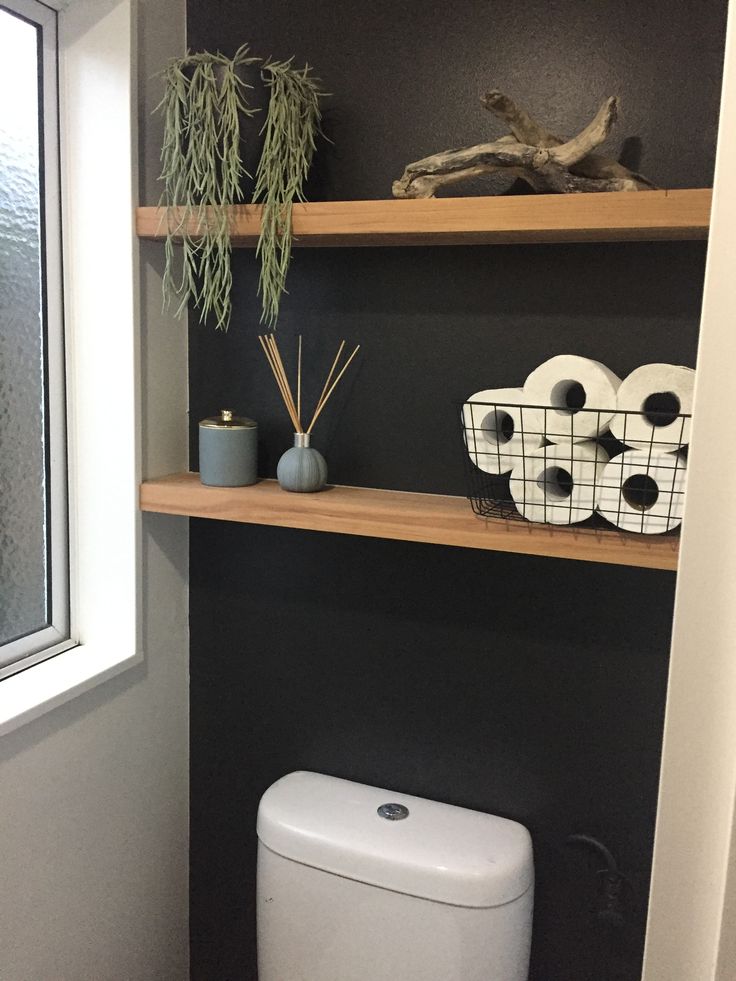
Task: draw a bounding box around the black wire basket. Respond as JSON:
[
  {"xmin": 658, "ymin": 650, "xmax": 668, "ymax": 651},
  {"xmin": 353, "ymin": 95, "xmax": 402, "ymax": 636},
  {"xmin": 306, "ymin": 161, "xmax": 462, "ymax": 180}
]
[{"xmin": 459, "ymin": 398, "xmax": 690, "ymax": 535}]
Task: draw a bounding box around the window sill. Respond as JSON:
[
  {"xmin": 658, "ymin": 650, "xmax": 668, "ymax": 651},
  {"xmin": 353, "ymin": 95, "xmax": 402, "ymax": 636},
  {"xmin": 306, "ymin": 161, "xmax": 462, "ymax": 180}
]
[{"xmin": 0, "ymin": 642, "xmax": 142, "ymax": 737}]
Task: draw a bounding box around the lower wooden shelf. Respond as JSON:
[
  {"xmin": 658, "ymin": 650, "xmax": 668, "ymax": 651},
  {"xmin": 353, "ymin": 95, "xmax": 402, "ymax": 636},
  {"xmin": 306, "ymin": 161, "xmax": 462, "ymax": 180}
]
[{"xmin": 140, "ymin": 473, "xmax": 678, "ymax": 571}]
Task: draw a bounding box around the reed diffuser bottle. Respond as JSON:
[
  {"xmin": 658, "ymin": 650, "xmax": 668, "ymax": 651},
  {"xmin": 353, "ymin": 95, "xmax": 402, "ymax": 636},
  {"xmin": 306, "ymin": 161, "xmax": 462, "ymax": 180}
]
[
  {"xmin": 259, "ymin": 334, "xmax": 360, "ymax": 493},
  {"xmin": 277, "ymin": 432, "xmax": 328, "ymax": 492}
]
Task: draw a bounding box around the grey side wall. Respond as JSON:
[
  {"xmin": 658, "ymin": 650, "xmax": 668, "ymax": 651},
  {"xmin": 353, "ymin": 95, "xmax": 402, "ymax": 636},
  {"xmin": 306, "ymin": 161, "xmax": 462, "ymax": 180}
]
[{"xmin": 0, "ymin": 3, "xmax": 190, "ymax": 978}]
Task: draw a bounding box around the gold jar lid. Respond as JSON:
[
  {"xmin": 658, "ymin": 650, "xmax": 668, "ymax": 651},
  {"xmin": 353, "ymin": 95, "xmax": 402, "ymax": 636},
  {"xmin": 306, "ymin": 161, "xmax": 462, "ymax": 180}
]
[{"xmin": 199, "ymin": 408, "xmax": 257, "ymax": 430}]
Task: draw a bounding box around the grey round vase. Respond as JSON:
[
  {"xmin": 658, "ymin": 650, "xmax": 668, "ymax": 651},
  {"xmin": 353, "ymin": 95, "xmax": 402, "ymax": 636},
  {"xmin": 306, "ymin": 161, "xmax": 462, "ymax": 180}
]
[{"xmin": 277, "ymin": 433, "xmax": 327, "ymax": 493}]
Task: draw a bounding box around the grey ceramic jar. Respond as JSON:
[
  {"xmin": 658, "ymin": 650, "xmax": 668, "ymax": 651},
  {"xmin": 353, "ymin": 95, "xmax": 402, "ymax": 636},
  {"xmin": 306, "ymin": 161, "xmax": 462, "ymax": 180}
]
[
  {"xmin": 277, "ymin": 433, "xmax": 327, "ymax": 492},
  {"xmin": 199, "ymin": 409, "xmax": 257, "ymax": 487}
]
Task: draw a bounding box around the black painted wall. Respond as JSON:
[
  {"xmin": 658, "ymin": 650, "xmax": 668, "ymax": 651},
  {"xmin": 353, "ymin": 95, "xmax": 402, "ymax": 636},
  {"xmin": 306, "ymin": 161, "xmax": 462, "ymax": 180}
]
[{"xmin": 186, "ymin": 2, "xmax": 727, "ymax": 979}]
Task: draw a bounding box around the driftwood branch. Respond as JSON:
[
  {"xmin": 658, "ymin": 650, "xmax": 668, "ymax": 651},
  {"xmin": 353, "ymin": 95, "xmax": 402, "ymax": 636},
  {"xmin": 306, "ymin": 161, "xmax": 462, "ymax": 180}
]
[
  {"xmin": 481, "ymin": 90, "xmax": 561, "ymax": 147},
  {"xmin": 482, "ymin": 90, "xmax": 657, "ymax": 187},
  {"xmin": 392, "ymin": 91, "xmax": 656, "ymax": 199}
]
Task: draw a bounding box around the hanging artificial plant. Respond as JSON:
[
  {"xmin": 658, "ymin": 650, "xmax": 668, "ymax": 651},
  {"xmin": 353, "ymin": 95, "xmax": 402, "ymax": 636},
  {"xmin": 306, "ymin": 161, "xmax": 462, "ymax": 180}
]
[
  {"xmin": 156, "ymin": 46, "xmax": 325, "ymax": 331},
  {"xmin": 156, "ymin": 45, "xmax": 258, "ymax": 331},
  {"xmin": 254, "ymin": 59, "xmax": 325, "ymax": 326}
]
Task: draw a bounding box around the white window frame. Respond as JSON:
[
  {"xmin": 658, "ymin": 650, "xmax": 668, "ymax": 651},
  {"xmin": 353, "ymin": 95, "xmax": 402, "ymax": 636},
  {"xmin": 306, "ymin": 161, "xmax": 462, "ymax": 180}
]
[
  {"xmin": 0, "ymin": 0, "xmax": 72, "ymax": 679},
  {"xmin": 0, "ymin": 0, "xmax": 141, "ymax": 734}
]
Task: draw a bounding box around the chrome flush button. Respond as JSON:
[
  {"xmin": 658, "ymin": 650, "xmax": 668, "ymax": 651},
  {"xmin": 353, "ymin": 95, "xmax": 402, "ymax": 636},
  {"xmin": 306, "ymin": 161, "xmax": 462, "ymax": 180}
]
[{"xmin": 377, "ymin": 803, "xmax": 409, "ymax": 821}]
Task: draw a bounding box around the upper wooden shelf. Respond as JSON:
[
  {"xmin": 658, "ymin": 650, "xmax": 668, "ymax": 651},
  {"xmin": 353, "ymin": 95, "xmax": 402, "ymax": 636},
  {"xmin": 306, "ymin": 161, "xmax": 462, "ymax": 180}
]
[
  {"xmin": 136, "ymin": 189, "xmax": 711, "ymax": 247},
  {"xmin": 140, "ymin": 473, "xmax": 678, "ymax": 571}
]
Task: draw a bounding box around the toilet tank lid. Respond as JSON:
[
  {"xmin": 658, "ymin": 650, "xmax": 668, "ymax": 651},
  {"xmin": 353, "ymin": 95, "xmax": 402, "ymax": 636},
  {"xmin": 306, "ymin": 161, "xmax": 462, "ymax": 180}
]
[{"xmin": 257, "ymin": 772, "xmax": 533, "ymax": 909}]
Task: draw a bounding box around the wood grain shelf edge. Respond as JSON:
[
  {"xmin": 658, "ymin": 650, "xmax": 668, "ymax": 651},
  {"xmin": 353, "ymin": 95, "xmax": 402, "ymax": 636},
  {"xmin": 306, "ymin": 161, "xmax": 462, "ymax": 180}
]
[
  {"xmin": 140, "ymin": 473, "xmax": 679, "ymax": 571},
  {"xmin": 135, "ymin": 188, "xmax": 711, "ymax": 247}
]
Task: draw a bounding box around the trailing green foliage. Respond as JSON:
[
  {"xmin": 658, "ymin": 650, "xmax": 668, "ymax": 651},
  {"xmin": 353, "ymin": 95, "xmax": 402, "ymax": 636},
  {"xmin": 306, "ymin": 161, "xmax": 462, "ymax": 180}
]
[
  {"xmin": 156, "ymin": 46, "xmax": 325, "ymax": 331},
  {"xmin": 254, "ymin": 59, "xmax": 325, "ymax": 326},
  {"xmin": 156, "ymin": 45, "xmax": 258, "ymax": 331}
]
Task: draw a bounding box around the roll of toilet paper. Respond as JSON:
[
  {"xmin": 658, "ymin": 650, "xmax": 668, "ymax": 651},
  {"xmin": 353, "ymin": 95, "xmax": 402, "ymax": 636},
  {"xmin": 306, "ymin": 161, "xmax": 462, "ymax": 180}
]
[
  {"xmin": 523, "ymin": 355, "xmax": 622, "ymax": 442},
  {"xmin": 462, "ymin": 388, "xmax": 545, "ymax": 475},
  {"xmin": 610, "ymin": 363, "xmax": 694, "ymax": 451},
  {"xmin": 596, "ymin": 449, "xmax": 687, "ymax": 534},
  {"xmin": 509, "ymin": 441, "xmax": 610, "ymax": 525}
]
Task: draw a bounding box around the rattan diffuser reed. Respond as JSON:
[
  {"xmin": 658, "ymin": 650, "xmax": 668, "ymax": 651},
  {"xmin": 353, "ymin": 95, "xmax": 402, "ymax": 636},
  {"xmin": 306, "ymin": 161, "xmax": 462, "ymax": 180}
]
[
  {"xmin": 258, "ymin": 334, "xmax": 360, "ymax": 435},
  {"xmin": 259, "ymin": 334, "xmax": 360, "ymax": 492}
]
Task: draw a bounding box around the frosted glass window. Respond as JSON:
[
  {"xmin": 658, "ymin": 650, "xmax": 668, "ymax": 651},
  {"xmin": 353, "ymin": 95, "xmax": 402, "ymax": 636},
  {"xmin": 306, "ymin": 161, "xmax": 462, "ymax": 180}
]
[
  {"xmin": 0, "ymin": 9, "xmax": 47, "ymax": 645},
  {"xmin": 0, "ymin": 0, "xmax": 68, "ymax": 675}
]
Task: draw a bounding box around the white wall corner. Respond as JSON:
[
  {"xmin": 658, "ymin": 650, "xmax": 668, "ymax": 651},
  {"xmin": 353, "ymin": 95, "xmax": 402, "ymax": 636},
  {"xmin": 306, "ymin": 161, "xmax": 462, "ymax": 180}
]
[{"xmin": 643, "ymin": 2, "xmax": 736, "ymax": 977}]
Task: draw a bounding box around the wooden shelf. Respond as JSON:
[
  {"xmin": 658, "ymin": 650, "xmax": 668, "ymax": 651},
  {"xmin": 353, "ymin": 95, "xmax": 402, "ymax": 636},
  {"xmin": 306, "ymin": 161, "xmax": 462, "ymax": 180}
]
[
  {"xmin": 140, "ymin": 473, "xmax": 678, "ymax": 570},
  {"xmin": 136, "ymin": 189, "xmax": 711, "ymax": 247}
]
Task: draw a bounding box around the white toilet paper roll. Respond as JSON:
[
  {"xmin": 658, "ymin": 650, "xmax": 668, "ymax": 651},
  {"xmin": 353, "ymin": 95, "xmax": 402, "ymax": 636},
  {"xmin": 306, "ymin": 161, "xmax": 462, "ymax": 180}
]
[
  {"xmin": 596, "ymin": 449, "xmax": 687, "ymax": 534},
  {"xmin": 509, "ymin": 441, "xmax": 610, "ymax": 525},
  {"xmin": 610, "ymin": 363, "xmax": 694, "ymax": 450},
  {"xmin": 462, "ymin": 388, "xmax": 545, "ymax": 475},
  {"xmin": 523, "ymin": 355, "xmax": 622, "ymax": 442}
]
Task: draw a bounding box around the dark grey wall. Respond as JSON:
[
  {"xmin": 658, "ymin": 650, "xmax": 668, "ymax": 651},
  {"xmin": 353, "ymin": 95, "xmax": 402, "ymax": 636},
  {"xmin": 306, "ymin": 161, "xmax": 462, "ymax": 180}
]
[{"xmin": 186, "ymin": 2, "xmax": 726, "ymax": 979}]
